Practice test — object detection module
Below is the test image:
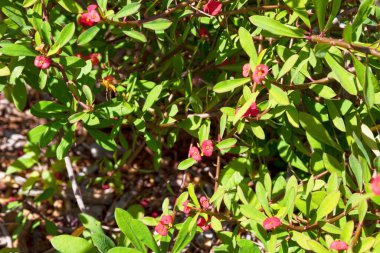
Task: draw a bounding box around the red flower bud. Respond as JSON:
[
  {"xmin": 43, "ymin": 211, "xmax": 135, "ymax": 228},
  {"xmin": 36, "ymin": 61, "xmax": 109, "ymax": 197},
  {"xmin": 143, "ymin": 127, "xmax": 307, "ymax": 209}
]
[
  {"xmin": 199, "ymin": 196, "xmax": 209, "ymax": 209},
  {"xmin": 201, "ymin": 140, "xmax": 213, "ymax": 157},
  {"xmin": 189, "ymin": 146, "xmax": 202, "ymax": 162},
  {"xmin": 330, "ymin": 240, "xmax": 348, "ymax": 251},
  {"xmin": 262, "ymin": 217, "xmax": 281, "ymax": 230},
  {"xmin": 371, "ymin": 175, "xmax": 380, "ymax": 196},
  {"xmin": 197, "ymin": 217, "xmax": 211, "ymax": 231},
  {"xmin": 203, "ymin": 0, "xmax": 222, "ymax": 16},
  {"xmin": 199, "ymin": 28, "xmax": 208, "ymax": 38},
  {"xmin": 155, "ymin": 223, "xmax": 168, "ymax": 236},
  {"xmin": 34, "ymin": 55, "xmax": 51, "ymax": 69},
  {"xmin": 160, "ymin": 215, "xmax": 173, "ymax": 225},
  {"xmin": 252, "ymin": 64, "xmax": 269, "ymax": 84}
]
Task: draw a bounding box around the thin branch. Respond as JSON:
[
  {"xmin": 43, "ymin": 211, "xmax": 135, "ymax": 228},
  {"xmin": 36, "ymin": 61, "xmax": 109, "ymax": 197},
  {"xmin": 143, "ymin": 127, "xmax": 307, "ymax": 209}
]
[
  {"xmin": 309, "ymin": 35, "xmax": 380, "ymax": 58},
  {"xmin": 64, "ymin": 156, "xmax": 86, "ymax": 213}
]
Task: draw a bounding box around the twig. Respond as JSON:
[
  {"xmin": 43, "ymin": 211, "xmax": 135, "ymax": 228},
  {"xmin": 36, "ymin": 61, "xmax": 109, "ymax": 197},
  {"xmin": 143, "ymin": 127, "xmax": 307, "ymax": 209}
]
[
  {"xmin": 213, "ymin": 134, "xmax": 222, "ymax": 210},
  {"xmin": 308, "ymin": 35, "xmax": 380, "ymax": 58},
  {"xmin": 64, "ymin": 156, "xmax": 86, "ymax": 213}
]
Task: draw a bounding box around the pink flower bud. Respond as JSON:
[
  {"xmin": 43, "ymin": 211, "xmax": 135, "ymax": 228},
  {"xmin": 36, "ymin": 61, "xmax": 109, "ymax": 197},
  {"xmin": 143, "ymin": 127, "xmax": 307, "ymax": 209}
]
[
  {"xmin": 203, "ymin": 0, "xmax": 222, "ymax": 16},
  {"xmin": 252, "ymin": 64, "xmax": 269, "ymax": 84},
  {"xmin": 201, "ymin": 140, "xmax": 213, "ymax": 157},
  {"xmin": 242, "ymin": 63, "xmax": 251, "ymax": 77},
  {"xmin": 160, "ymin": 215, "xmax": 173, "ymax": 225},
  {"xmin": 262, "ymin": 217, "xmax": 281, "ymax": 230},
  {"xmin": 371, "ymin": 175, "xmax": 380, "ymax": 196},
  {"xmin": 155, "ymin": 223, "xmax": 168, "ymax": 236},
  {"xmin": 34, "ymin": 55, "xmax": 51, "ymax": 69},
  {"xmin": 330, "ymin": 240, "xmax": 348, "ymax": 251},
  {"xmin": 182, "ymin": 200, "xmax": 191, "ymax": 214},
  {"xmin": 189, "ymin": 146, "xmax": 202, "ymax": 162},
  {"xmin": 199, "ymin": 196, "xmax": 209, "ymax": 209}
]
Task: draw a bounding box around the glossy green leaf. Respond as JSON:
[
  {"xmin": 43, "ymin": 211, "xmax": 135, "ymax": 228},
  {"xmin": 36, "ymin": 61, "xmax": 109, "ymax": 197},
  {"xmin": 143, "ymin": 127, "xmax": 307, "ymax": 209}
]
[
  {"xmin": 57, "ymin": 0, "xmax": 83, "ymax": 13},
  {"xmin": 266, "ymin": 82, "xmax": 289, "ymax": 105},
  {"xmin": 299, "ymin": 112, "xmax": 342, "ymax": 151},
  {"xmin": 249, "ymin": 15, "xmax": 305, "ymax": 38},
  {"xmin": 213, "ymin": 78, "xmax": 250, "ymax": 93},
  {"xmin": 142, "ymin": 18, "xmax": 172, "ymax": 31},
  {"xmin": 114, "ymin": 3, "xmax": 141, "ymax": 19},
  {"xmin": 316, "ymin": 191, "xmax": 340, "ymax": 221},
  {"xmin": 77, "ymin": 26, "xmax": 100, "ymax": 46},
  {"xmin": 48, "ymin": 23, "xmax": 76, "ymax": 56},
  {"xmin": 123, "ymin": 30, "xmax": 147, "ymax": 43},
  {"xmin": 0, "ymin": 44, "xmax": 37, "ymax": 56},
  {"xmin": 11, "ymin": 80, "xmax": 27, "ymax": 111},
  {"xmin": 86, "ymin": 128, "xmax": 117, "ymax": 151},
  {"xmin": 172, "ymin": 216, "xmax": 197, "ymax": 253},
  {"xmin": 312, "ymin": 0, "xmax": 328, "ymax": 31},
  {"xmin": 142, "ymin": 84, "xmax": 162, "ymax": 111},
  {"xmin": 51, "ymin": 235, "xmax": 98, "ymax": 253},
  {"xmin": 216, "ymin": 138, "xmax": 237, "ymax": 150},
  {"xmin": 178, "ymin": 158, "xmax": 197, "ymax": 170},
  {"xmin": 325, "ymin": 52, "xmax": 357, "ymax": 95},
  {"xmin": 307, "ymin": 240, "xmax": 330, "ymax": 253},
  {"xmin": 239, "ymin": 27, "xmax": 257, "ymax": 63}
]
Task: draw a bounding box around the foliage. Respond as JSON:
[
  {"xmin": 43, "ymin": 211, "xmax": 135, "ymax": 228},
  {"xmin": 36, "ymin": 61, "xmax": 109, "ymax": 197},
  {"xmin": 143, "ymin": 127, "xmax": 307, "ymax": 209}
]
[{"xmin": 1, "ymin": 0, "xmax": 380, "ymax": 252}]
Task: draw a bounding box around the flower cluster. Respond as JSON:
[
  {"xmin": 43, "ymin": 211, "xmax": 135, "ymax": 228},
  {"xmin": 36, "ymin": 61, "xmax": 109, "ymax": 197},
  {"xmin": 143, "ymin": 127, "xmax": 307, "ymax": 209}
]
[
  {"xmin": 79, "ymin": 5, "xmax": 101, "ymax": 27},
  {"xmin": 242, "ymin": 63, "xmax": 269, "ymax": 84},
  {"xmin": 34, "ymin": 55, "xmax": 51, "ymax": 69},
  {"xmin": 203, "ymin": 0, "xmax": 222, "ymax": 16},
  {"xmin": 154, "ymin": 215, "xmax": 173, "ymax": 236},
  {"xmin": 188, "ymin": 140, "xmax": 214, "ymax": 162}
]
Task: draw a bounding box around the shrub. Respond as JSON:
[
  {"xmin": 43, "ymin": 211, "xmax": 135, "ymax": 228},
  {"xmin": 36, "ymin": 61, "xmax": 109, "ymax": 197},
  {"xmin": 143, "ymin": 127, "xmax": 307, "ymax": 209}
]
[{"xmin": 1, "ymin": 0, "xmax": 380, "ymax": 252}]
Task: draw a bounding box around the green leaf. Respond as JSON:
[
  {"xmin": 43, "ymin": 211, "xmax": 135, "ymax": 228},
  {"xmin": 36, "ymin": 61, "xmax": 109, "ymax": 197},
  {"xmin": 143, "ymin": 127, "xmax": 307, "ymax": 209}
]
[
  {"xmin": 211, "ymin": 216, "xmax": 222, "ymax": 232},
  {"xmin": 325, "ymin": 0, "xmax": 341, "ymax": 31},
  {"xmin": 178, "ymin": 158, "xmax": 197, "ymax": 170},
  {"xmin": 91, "ymin": 232, "xmax": 115, "ymax": 253},
  {"xmin": 349, "ymin": 154, "xmax": 363, "ymax": 191},
  {"xmin": 57, "ymin": 0, "xmax": 83, "ymax": 13},
  {"xmin": 96, "ymin": 0, "xmax": 107, "ymax": 12},
  {"xmin": 255, "ymin": 182, "xmax": 271, "ymax": 215},
  {"xmin": 352, "ymin": 0, "xmax": 374, "ymax": 31},
  {"xmin": 310, "ymin": 84, "xmax": 337, "ymax": 99},
  {"xmin": 79, "ymin": 213, "xmax": 103, "ymax": 234},
  {"xmin": 285, "ymin": 105, "xmax": 299, "ymax": 128},
  {"xmin": 6, "ymin": 152, "xmax": 38, "ymax": 174},
  {"xmin": 142, "ymin": 18, "xmax": 172, "ymax": 31},
  {"xmin": 56, "ymin": 125, "xmax": 75, "ymax": 160},
  {"xmin": 188, "ymin": 183, "xmax": 200, "ymax": 208},
  {"xmin": 172, "ymin": 217, "xmax": 197, "ymax": 253},
  {"xmin": 316, "ymin": 191, "xmax": 341, "ymax": 221},
  {"xmin": 234, "ymin": 92, "xmax": 259, "ymax": 124},
  {"xmin": 340, "ymin": 221, "xmax": 354, "ymax": 242},
  {"xmin": 82, "ymin": 85, "xmax": 94, "ymax": 105},
  {"xmin": 142, "ymin": 85, "xmax": 162, "ymax": 111},
  {"xmin": 114, "ymin": 3, "xmax": 141, "ymax": 19},
  {"xmin": 238, "ymin": 27, "xmax": 257, "ymax": 63},
  {"xmin": 123, "ymin": 30, "xmax": 147, "ymax": 43},
  {"xmin": 11, "ymin": 80, "xmax": 27, "ymax": 111},
  {"xmin": 115, "ymin": 208, "xmax": 159, "ymax": 253},
  {"xmin": 291, "ymin": 231, "xmax": 312, "ymax": 250},
  {"xmin": 48, "ymin": 23, "xmax": 76, "ymax": 56},
  {"xmin": 220, "ymin": 158, "xmax": 247, "ymax": 190},
  {"xmin": 107, "ymin": 248, "xmax": 142, "ymax": 253},
  {"xmin": 86, "ymin": 128, "xmax": 117, "ymax": 152},
  {"xmin": 307, "ymin": 240, "xmax": 330, "ymax": 253},
  {"xmin": 0, "ymin": 63, "xmax": 10, "ymax": 76},
  {"xmin": 240, "ymin": 204, "xmax": 267, "ymax": 223},
  {"xmin": 216, "ymin": 138, "xmax": 237, "ymax": 151},
  {"xmin": 77, "ymin": 26, "xmax": 100, "ymax": 46},
  {"xmin": 325, "ymin": 52, "xmax": 357, "ymax": 95},
  {"xmin": 50, "ymin": 235, "xmax": 98, "ymax": 253},
  {"xmin": 23, "ymin": 0, "xmax": 38, "ymax": 8},
  {"xmin": 277, "ymin": 55, "xmax": 299, "ymax": 80},
  {"xmin": 31, "ymin": 101, "xmax": 69, "ymax": 118},
  {"xmin": 312, "ymin": 0, "xmax": 328, "ymax": 31},
  {"xmin": 249, "ymin": 15, "xmax": 305, "ymax": 38},
  {"xmin": 326, "ymin": 100, "xmax": 346, "ymax": 132},
  {"xmin": 213, "ymin": 78, "xmax": 250, "ymax": 93},
  {"xmin": 0, "ymin": 44, "xmax": 37, "ymax": 56},
  {"xmin": 299, "ymin": 112, "xmax": 342, "ymax": 151},
  {"xmin": 266, "ymin": 82, "xmax": 289, "ymax": 105}
]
